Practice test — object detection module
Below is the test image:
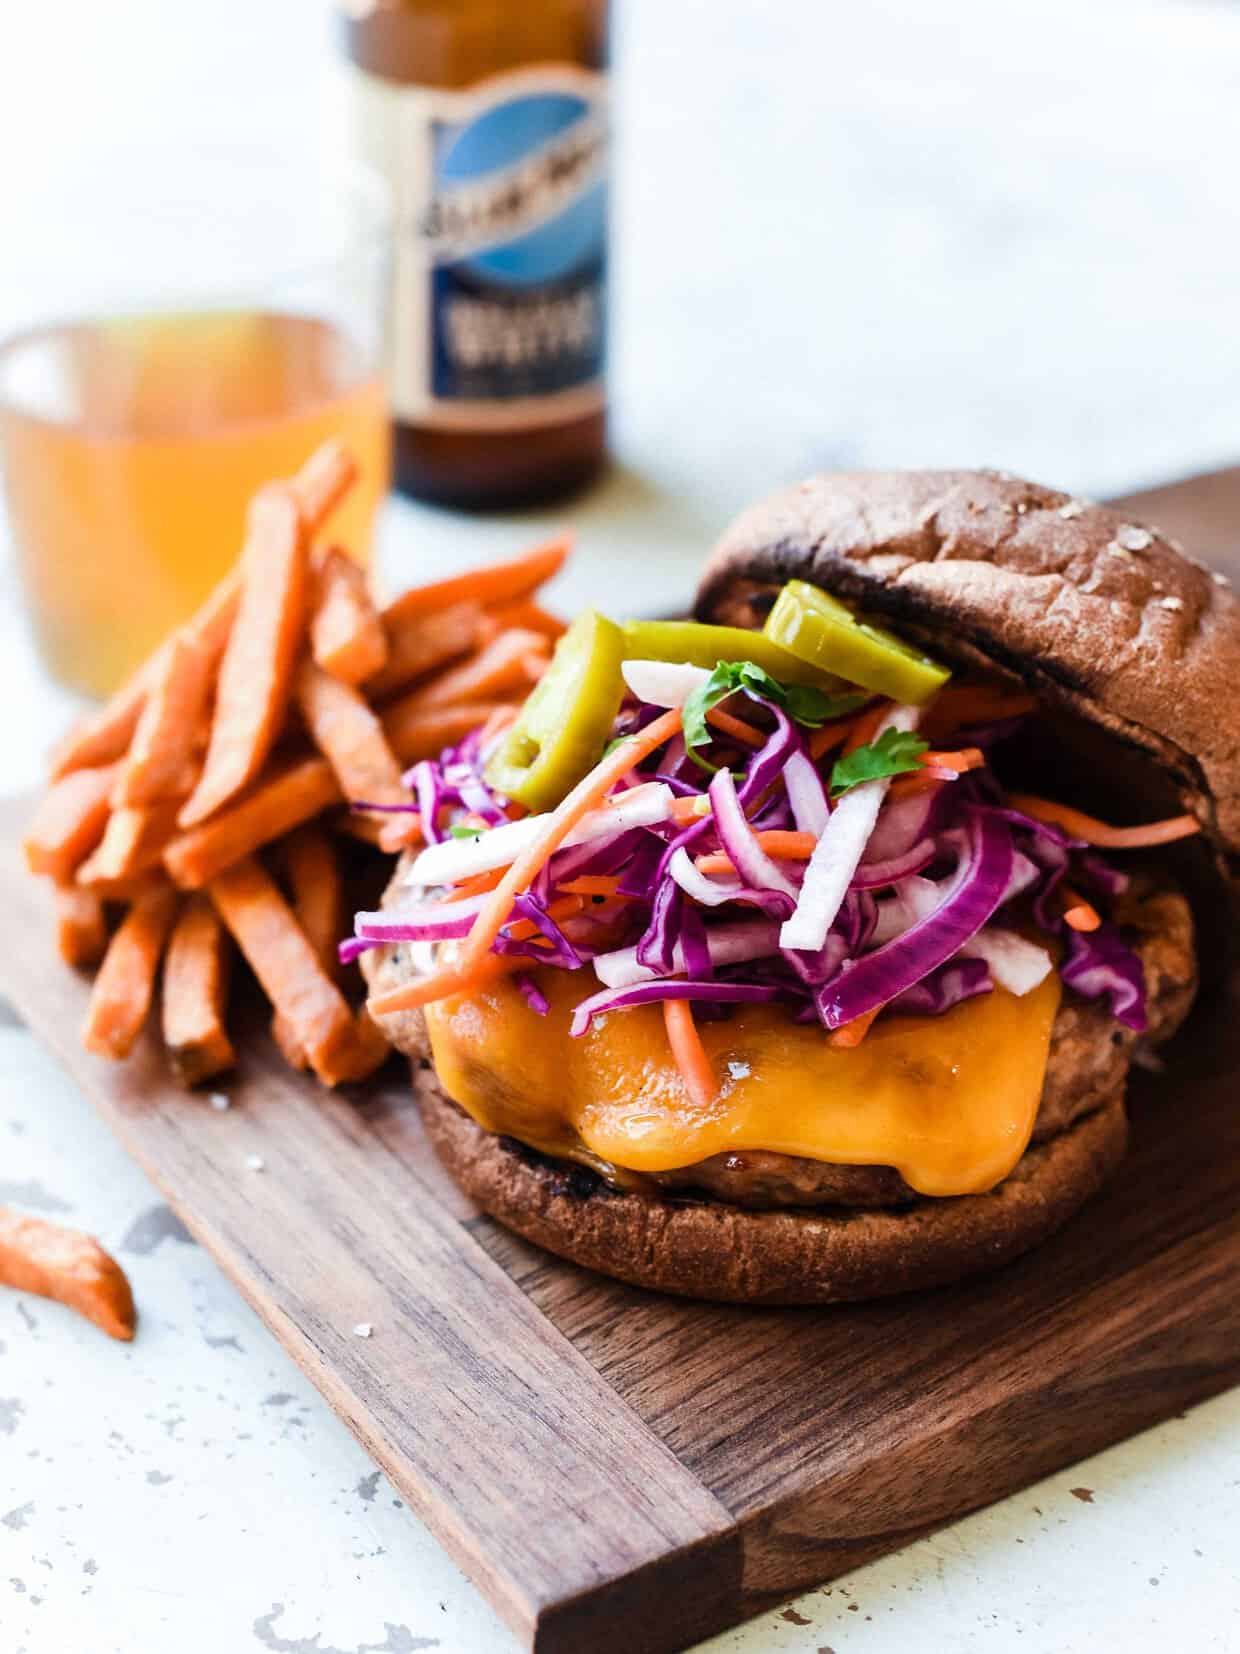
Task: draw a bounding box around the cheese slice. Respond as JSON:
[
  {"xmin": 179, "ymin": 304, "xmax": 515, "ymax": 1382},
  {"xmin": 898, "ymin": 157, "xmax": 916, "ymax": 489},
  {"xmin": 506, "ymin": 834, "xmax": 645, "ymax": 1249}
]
[{"xmin": 424, "ymin": 969, "xmax": 1061, "ymax": 1198}]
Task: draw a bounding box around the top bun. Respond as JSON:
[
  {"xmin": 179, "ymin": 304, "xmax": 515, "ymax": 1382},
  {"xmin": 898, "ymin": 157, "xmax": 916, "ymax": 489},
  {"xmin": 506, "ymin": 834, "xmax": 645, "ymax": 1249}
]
[{"xmin": 696, "ymin": 469, "xmax": 1240, "ymax": 856}]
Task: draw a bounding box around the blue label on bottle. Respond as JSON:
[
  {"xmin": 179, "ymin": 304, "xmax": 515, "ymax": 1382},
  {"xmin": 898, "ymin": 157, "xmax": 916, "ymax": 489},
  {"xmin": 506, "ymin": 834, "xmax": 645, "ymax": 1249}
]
[{"xmin": 419, "ymin": 77, "xmax": 608, "ymax": 415}]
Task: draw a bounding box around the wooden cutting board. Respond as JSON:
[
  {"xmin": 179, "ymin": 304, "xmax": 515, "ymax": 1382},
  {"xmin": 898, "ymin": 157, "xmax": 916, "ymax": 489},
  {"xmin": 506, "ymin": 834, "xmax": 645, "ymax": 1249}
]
[{"xmin": 3, "ymin": 470, "xmax": 1240, "ymax": 1654}]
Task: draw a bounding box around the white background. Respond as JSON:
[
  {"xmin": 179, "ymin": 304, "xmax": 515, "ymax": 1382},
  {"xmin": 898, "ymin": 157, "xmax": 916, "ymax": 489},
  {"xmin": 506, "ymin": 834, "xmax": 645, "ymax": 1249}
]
[{"xmin": 1, "ymin": 2, "xmax": 1239, "ymax": 1651}]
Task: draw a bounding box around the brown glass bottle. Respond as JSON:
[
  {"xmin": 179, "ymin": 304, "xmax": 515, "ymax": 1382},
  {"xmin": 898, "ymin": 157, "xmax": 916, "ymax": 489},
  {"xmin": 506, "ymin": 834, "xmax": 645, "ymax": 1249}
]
[{"xmin": 340, "ymin": 0, "xmax": 609, "ymax": 509}]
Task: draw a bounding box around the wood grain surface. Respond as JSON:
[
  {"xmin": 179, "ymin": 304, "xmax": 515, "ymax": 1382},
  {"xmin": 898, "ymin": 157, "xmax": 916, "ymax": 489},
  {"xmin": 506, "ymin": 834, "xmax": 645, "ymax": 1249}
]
[{"xmin": 2, "ymin": 472, "xmax": 1239, "ymax": 1652}]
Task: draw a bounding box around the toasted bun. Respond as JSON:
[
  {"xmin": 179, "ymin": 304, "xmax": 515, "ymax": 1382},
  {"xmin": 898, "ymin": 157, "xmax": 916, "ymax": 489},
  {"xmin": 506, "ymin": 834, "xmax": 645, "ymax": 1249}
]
[
  {"xmin": 417, "ymin": 1074, "xmax": 1127, "ymax": 1305},
  {"xmin": 697, "ymin": 470, "xmax": 1240, "ymax": 854}
]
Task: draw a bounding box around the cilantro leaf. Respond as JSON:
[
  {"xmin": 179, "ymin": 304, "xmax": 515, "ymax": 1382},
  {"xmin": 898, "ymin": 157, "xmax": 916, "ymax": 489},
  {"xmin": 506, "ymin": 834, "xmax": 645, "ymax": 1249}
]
[
  {"xmin": 829, "ymin": 729, "xmax": 929, "ymax": 796},
  {"xmin": 449, "ymin": 823, "xmax": 487, "ymax": 841},
  {"xmin": 681, "ymin": 661, "xmax": 866, "ymax": 772}
]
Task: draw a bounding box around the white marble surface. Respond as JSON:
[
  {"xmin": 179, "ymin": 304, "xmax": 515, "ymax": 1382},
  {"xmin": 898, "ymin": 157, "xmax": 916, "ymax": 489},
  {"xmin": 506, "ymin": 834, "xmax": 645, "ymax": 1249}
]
[{"xmin": 2, "ymin": 1, "xmax": 1240, "ymax": 1651}]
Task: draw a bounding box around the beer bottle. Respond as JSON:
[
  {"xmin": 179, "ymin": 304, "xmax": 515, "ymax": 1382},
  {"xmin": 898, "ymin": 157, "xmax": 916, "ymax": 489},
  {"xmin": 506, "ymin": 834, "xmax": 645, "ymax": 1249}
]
[{"xmin": 339, "ymin": 1, "xmax": 609, "ymax": 509}]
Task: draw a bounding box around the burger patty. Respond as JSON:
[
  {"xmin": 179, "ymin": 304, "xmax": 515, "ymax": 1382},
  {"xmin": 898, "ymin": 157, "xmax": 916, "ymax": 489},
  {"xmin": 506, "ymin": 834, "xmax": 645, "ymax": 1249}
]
[
  {"xmin": 368, "ymin": 874, "xmax": 1195, "ymax": 1212},
  {"xmin": 644, "ymin": 883, "xmax": 1195, "ymax": 1209}
]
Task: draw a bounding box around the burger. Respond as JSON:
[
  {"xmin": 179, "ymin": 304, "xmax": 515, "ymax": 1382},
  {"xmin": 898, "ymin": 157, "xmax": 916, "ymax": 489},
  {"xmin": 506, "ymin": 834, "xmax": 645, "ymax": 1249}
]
[{"xmin": 358, "ymin": 470, "xmax": 1235, "ymax": 1304}]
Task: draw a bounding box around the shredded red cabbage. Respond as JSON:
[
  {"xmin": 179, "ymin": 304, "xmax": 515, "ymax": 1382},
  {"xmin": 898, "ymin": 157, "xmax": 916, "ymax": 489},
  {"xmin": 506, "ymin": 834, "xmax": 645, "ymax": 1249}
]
[{"xmin": 351, "ymin": 677, "xmax": 1152, "ymax": 1040}]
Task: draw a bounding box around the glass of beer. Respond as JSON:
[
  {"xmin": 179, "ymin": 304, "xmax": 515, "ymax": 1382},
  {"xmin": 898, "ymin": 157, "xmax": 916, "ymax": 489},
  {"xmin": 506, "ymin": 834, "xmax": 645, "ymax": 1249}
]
[{"xmin": 0, "ymin": 145, "xmax": 392, "ymax": 699}]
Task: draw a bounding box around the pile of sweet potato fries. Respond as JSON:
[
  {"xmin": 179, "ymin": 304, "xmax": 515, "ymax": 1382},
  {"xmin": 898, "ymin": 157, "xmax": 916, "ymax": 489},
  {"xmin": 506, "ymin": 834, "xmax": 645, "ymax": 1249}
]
[{"xmin": 23, "ymin": 439, "xmax": 566, "ymax": 1089}]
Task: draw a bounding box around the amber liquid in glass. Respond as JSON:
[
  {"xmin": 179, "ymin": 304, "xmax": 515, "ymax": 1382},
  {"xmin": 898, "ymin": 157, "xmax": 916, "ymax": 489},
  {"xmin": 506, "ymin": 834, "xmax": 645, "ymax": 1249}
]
[{"xmin": 0, "ymin": 311, "xmax": 390, "ymax": 698}]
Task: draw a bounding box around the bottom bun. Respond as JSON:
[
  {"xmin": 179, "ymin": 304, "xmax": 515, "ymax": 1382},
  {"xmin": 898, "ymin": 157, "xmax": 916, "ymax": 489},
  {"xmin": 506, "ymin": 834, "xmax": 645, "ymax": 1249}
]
[{"xmin": 415, "ymin": 1072, "xmax": 1128, "ymax": 1305}]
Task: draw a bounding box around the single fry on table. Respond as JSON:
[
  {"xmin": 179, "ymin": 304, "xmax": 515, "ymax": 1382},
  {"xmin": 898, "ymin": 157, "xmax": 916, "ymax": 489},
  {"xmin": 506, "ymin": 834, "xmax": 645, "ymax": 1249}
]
[
  {"xmin": 162, "ymin": 894, "xmax": 235, "ymax": 1087},
  {"xmin": 0, "ymin": 1206, "xmax": 136, "ymax": 1341}
]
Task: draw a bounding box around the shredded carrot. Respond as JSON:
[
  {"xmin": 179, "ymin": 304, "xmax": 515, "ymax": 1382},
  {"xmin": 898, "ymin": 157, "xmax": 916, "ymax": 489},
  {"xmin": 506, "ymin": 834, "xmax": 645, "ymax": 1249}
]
[
  {"xmin": 663, "ymin": 998, "xmax": 715, "ymax": 1107},
  {"xmin": 1006, "ymin": 794, "xmax": 1202, "ymax": 850},
  {"xmin": 453, "ymin": 868, "xmax": 507, "ymax": 900},
  {"xmin": 829, "ymin": 1007, "xmax": 881, "ymax": 1049},
  {"xmin": 695, "ymin": 830, "xmax": 819, "ymax": 876},
  {"xmin": 1060, "ymin": 885, "xmax": 1102, "ymax": 932},
  {"xmin": 380, "ymin": 535, "xmax": 571, "ymax": 625},
  {"xmin": 703, "ymin": 706, "xmax": 765, "ymax": 750},
  {"xmin": 928, "ymin": 685, "xmax": 1037, "ymax": 730},
  {"xmin": 918, "ymin": 746, "xmax": 984, "ymax": 773},
  {"xmin": 557, "ymin": 875, "xmax": 623, "ymax": 897},
  {"xmin": 453, "ymin": 708, "xmax": 683, "ymax": 979},
  {"xmin": 841, "ymin": 703, "xmax": 890, "ymax": 756},
  {"xmin": 887, "ymin": 772, "xmax": 949, "ymax": 802},
  {"xmin": 809, "ymin": 720, "xmax": 857, "ymax": 761},
  {"xmin": 369, "ymin": 952, "xmax": 526, "ymax": 1018},
  {"xmin": 503, "ymin": 896, "xmax": 586, "ymax": 942},
  {"xmin": 670, "ymin": 795, "xmax": 711, "ymax": 823}
]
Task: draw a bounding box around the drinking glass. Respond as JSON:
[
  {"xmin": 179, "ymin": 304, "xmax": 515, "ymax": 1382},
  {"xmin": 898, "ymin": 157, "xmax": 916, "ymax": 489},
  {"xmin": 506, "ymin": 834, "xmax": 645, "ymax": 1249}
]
[{"xmin": 0, "ymin": 144, "xmax": 392, "ymax": 698}]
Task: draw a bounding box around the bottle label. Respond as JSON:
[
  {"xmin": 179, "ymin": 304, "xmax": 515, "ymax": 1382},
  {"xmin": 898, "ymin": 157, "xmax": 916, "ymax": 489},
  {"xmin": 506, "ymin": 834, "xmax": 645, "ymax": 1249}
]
[{"xmin": 353, "ymin": 64, "xmax": 607, "ymax": 430}]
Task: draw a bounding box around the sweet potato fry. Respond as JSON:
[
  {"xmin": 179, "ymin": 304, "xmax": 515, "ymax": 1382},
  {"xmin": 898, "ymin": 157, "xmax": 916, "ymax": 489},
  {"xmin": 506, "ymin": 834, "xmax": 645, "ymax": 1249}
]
[
  {"xmin": 287, "ymin": 438, "xmax": 358, "ymax": 532},
  {"xmin": 163, "ymin": 757, "xmax": 341, "ymax": 889},
  {"xmin": 46, "ymin": 443, "xmax": 348, "ymax": 785},
  {"xmin": 162, "ymin": 895, "xmax": 235, "ymax": 1087},
  {"xmin": 487, "ymin": 598, "xmax": 568, "ymax": 640},
  {"xmin": 0, "ymin": 1207, "xmax": 135, "ymax": 1341},
  {"xmin": 310, "ymin": 545, "xmax": 388, "ymax": 685},
  {"xmin": 48, "ymin": 577, "xmax": 239, "ymax": 780},
  {"xmin": 75, "ymin": 871, "xmax": 171, "ymax": 906},
  {"xmin": 365, "ymin": 600, "xmax": 482, "ymax": 702},
  {"xmin": 380, "ymin": 698, "xmax": 513, "ymax": 767},
  {"xmin": 387, "ymin": 628, "xmax": 548, "ymax": 715},
  {"xmin": 380, "ymin": 535, "xmax": 570, "ymax": 624},
  {"xmin": 295, "ymin": 659, "xmax": 410, "ymax": 809},
  {"xmin": 82, "ymin": 887, "xmax": 180, "ymax": 1060},
  {"xmin": 24, "ymin": 762, "xmax": 122, "ymax": 882},
  {"xmin": 178, "ymin": 487, "xmax": 308, "ymax": 827},
  {"xmin": 76, "ymin": 800, "xmax": 183, "ymax": 885},
  {"xmin": 54, "ymin": 886, "xmax": 108, "ymax": 969},
  {"xmin": 327, "ymin": 1006, "xmax": 393, "ymax": 1085},
  {"xmin": 207, "ymin": 858, "xmax": 356, "ymax": 1087},
  {"xmin": 112, "ymin": 630, "xmax": 213, "ymax": 807},
  {"xmin": 271, "ymin": 824, "xmax": 343, "ymax": 1065}
]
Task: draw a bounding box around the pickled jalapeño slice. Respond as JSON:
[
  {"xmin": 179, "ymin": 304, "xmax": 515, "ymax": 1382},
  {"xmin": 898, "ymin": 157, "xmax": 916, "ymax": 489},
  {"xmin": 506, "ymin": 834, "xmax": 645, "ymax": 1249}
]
[
  {"xmin": 763, "ymin": 580, "xmax": 950, "ymax": 704},
  {"xmin": 622, "ymin": 619, "xmax": 848, "ymax": 693},
  {"xmin": 485, "ymin": 609, "xmax": 626, "ymax": 811}
]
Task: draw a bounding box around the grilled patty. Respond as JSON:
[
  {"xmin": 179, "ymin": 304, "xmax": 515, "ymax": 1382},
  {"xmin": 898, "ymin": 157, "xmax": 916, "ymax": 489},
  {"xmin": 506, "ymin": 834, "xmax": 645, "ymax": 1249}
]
[{"xmin": 369, "ymin": 874, "xmax": 1195, "ymax": 1212}]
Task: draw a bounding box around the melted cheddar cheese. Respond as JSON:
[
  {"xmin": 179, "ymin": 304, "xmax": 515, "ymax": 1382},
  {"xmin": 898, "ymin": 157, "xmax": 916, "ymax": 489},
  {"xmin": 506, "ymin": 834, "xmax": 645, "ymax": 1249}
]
[{"xmin": 424, "ymin": 969, "xmax": 1062, "ymax": 1198}]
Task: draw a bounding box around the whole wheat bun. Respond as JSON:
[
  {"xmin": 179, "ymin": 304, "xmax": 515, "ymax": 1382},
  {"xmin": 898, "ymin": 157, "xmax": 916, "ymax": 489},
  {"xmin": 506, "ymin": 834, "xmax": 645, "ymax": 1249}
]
[
  {"xmin": 697, "ymin": 469, "xmax": 1240, "ymax": 856},
  {"xmin": 418, "ymin": 1076, "xmax": 1127, "ymax": 1305},
  {"xmin": 380, "ymin": 468, "xmax": 1236, "ymax": 1304}
]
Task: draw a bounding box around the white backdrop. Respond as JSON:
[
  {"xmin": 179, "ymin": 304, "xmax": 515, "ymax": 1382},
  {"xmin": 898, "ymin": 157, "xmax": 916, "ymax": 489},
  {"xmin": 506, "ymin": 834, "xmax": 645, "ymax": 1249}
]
[{"xmin": 1, "ymin": 6, "xmax": 1239, "ymax": 1653}]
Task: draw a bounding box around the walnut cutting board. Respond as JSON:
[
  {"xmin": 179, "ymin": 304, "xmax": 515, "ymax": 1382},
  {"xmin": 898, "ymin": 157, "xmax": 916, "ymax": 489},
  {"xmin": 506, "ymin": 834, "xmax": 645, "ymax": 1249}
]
[{"xmin": 3, "ymin": 469, "xmax": 1240, "ymax": 1654}]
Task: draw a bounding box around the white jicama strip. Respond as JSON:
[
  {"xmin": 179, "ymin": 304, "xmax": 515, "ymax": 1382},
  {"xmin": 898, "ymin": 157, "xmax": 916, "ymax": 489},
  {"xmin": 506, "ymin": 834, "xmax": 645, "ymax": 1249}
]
[
  {"xmin": 709, "ymin": 767, "xmax": 800, "ymax": 899},
  {"xmin": 620, "ymin": 659, "xmax": 711, "ymax": 708},
  {"xmin": 779, "ymin": 705, "xmax": 921, "ymax": 952},
  {"xmin": 960, "ymin": 929, "xmax": 1052, "ymax": 996},
  {"xmin": 404, "ymin": 781, "xmax": 676, "ymax": 886},
  {"xmin": 783, "ymin": 749, "xmax": 830, "ymax": 836},
  {"xmin": 667, "ymin": 846, "xmax": 747, "ymax": 907},
  {"xmin": 868, "ymin": 874, "xmax": 1052, "ymax": 996},
  {"xmin": 593, "ymin": 919, "xmax": 781, "ymax": 989}
]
